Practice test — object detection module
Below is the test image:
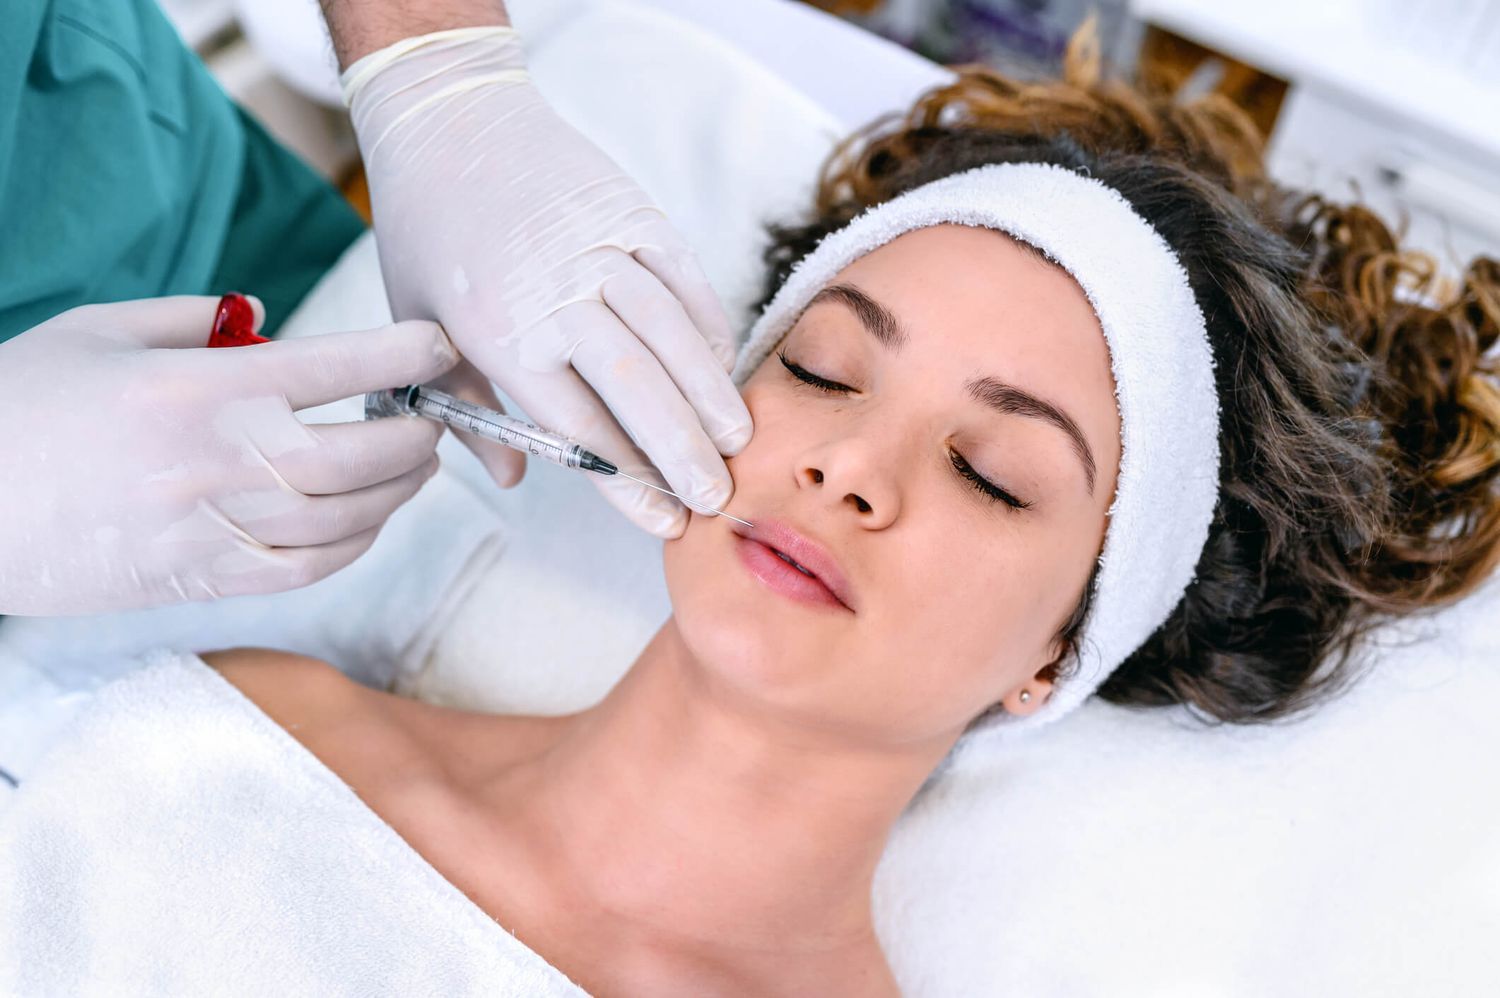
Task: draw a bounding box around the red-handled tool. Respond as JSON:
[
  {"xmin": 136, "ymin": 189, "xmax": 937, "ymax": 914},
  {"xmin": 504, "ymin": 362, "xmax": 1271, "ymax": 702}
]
[{"xmin": 207, "ymin": 293, "xmax": 270, "ymax": 347}]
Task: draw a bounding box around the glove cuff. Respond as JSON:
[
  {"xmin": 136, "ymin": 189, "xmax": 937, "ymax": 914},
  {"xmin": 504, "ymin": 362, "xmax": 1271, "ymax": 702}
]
[{"xmin": 340, "ymin": 25, "xmax": 528, "ymax": 110}]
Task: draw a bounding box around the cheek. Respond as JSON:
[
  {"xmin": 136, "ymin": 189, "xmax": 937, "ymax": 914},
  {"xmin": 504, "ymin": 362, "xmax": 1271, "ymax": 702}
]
[
  {"xmin": 658, "ymin": 425, "xmax": 836, "ymax": 698},
  {"xmin": 865, "ymin": 500, "xmax": 1100, "ymax": 731},
  {"xmin": 662, "ymin": 514, "xmax": 742, "ymax": 672},
  {"xmin": 711, "ymin": 378, "xmax": 821, "ymax": 489},
  {"xmin": 740, "ymin": 377, "xmax": 805, "ymax": 441}
]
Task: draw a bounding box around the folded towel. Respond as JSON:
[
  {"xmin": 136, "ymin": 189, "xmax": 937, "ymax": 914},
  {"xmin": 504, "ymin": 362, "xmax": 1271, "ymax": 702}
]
[{"xmin": 0, "ymin": 650, "xmax": 586, "ymax": 997}]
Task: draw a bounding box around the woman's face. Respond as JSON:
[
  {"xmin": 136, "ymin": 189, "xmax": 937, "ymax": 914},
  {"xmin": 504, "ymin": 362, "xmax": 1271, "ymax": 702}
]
[{"xmin": 663, "ymin": 224, "xmax": 1121, "ymax": 748}]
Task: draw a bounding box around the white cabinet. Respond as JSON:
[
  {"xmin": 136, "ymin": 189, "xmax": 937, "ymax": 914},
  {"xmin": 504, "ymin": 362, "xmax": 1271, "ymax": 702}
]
[
  {"xmin": 1132, "ymin": 0, "xmax": 1500, "ymax": 270},
  {"xmin": 1267, "ymin": 84, "xmax": 1500, "ymax": 270}
]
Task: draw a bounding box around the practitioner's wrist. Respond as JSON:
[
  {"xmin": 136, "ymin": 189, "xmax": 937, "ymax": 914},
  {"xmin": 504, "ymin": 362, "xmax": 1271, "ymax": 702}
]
[
  {"xmin": 320, "ymin": 0, "xmax": 511, "ymax": 68},
  {"xmin": 339, "ymin": 26, "xmax": 530, "ymax": 124}
]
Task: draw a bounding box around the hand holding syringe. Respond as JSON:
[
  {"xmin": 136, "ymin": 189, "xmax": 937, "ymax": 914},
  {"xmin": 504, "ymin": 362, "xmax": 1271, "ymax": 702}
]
[{"xmin": 365, "ymin": 386, "xmax": 752, "ymax": 528}]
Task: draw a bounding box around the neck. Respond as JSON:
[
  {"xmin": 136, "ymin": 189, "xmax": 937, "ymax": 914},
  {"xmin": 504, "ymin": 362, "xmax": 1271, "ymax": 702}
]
[{"xmin": 497, "ymin": 619, "xmax": 954, "ymax": 957}]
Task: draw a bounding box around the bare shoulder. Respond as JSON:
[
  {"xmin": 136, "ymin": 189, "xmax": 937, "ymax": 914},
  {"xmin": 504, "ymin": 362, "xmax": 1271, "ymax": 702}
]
[
  {"xmin": 200, "ymin": 647, "xmax": 437, "ymax": 793},
  {"xmin": 201, "ymin": 647, "xmax": 364, "ymax": 737},
  {"xmin": 200, "ymin": 648, "xmax": 570, "ymax": 800},
  {"xmin": 198, "ymin": 647, "xmax": 542, "ymax": 881}
]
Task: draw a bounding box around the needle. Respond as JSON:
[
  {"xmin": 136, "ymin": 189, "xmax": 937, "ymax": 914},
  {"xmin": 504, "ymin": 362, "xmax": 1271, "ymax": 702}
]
[{"xmin": 613, "ymin": 470, "xmax": 755, "ymax": 528}]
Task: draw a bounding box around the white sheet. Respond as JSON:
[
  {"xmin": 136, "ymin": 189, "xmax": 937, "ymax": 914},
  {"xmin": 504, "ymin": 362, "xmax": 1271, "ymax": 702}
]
[{"xmin": 0, "ymin": 650, "xmax": 586, "ymax": 996}]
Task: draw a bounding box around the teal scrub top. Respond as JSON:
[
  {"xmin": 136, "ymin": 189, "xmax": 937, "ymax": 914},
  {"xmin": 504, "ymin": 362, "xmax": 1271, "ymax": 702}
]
[{"xmin": 0, "ymin": 0, "xmax": 366, "ymax": 342}]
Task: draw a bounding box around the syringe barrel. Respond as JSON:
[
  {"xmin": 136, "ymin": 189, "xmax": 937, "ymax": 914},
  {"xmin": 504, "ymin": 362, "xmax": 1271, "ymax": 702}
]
[
  {"xmin": 363, "ymin": 386, "xmax": 417, "ymax": 420},
  {"xmin": 364, "ymin": 386, "xmax": 592, "ymax": 472}
]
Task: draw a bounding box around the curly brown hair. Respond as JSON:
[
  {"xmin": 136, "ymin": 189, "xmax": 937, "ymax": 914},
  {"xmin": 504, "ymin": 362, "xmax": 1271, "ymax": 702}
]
[{"xmin": 755, "ymin": 28, "xmax": 1500, "ymax": 726}]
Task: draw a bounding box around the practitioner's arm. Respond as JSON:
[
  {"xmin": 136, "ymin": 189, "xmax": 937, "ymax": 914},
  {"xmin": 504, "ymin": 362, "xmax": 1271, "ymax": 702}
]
[
  {"xmin": 320, "ymin": 0, "xmax": 511, "ymax": 67},
  {"xmin": 316, "ymin": 0, "xmax": 754, "ymax": 540}
]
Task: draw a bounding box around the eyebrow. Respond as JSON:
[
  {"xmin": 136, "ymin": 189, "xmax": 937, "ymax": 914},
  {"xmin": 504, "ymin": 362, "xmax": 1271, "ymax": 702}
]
[
  {"xmin": 808, "ymin": 283, "xmax": 908, "ymax": 350},
  {"xmin": 810, "ymin": 280, "xmax": 1097, "ymax": 495},
  {"xmin": 966, "ymin": 377, "xmax": 1097, "ymax": 494}
]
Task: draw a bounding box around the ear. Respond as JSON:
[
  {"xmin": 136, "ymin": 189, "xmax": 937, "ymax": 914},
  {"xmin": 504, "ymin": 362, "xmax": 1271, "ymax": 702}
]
[
  {"xmin": 999, "ymin": 644, "xmax": 1066, "ymax": 716},
  {"xmin": 998, "ymin": 674, "xmax": 1056, "ymax": 716}
]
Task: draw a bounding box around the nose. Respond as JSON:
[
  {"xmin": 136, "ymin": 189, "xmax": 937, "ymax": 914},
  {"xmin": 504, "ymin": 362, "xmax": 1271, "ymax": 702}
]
[{"xmin": 797, "ymin": 442, "xmax": 900, "ymax": 528}]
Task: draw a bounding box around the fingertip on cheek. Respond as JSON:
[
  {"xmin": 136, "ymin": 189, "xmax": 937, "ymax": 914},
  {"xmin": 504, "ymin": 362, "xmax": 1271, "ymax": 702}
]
[
  {"xmin": 716, "ymin": 421, "xmax": 753, "ymax": 456},
  {"xmin": 654, "ymin": 506, "xmax": 689, "ymax": 540}
]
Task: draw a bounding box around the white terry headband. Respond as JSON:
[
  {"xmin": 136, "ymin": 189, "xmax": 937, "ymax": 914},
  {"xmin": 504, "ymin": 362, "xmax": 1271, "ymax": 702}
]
[{"xmin": 732, "ymin": 162, "xmax": 1221, "ymax": 758}]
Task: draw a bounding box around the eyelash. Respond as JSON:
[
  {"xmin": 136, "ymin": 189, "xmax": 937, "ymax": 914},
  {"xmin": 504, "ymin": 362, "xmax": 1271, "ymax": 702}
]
[
  {"xmin": 777, "ymin": 350, "xmax": 1033, "ymax": 511},
  {"xmin": 949, "ymin": 451, "xmax": 1032, "ymax": 511},
  {"xmin": 777, "ymin": 350, "xmax": 851, "ymax": 394}
]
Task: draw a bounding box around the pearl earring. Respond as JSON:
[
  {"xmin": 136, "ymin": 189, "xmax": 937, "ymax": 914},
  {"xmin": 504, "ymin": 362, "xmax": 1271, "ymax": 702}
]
[{"xmin": 1019, "ymin": 690, "xmax": 1032, "ymax": 703}]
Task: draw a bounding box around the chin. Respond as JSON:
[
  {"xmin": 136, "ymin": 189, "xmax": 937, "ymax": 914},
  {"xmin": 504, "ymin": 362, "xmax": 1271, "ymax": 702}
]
[{"xmin": 662, "ymin": 513, "xmax": 842, "ymax": 710}]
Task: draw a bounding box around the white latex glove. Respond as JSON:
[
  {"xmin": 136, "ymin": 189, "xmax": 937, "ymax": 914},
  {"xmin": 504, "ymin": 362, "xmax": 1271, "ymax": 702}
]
[
  {"xmin": 342, "ymin": 26, "xmax": 754, "ymax": 538},
  {"xmin": 0, "ymin": 296, "xmax": 459, "ymax": 615}
]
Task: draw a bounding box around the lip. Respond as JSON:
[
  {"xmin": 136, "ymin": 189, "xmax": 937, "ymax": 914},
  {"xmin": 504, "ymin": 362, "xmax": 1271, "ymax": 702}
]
[{"xmin": 731, "ymin": 517, "xmax": 855, "ymax": 613}]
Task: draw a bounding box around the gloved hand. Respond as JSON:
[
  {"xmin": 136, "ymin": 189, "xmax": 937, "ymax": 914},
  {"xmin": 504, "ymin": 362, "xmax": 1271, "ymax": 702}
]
[
  {"xmin": 342, "ymin": 25, "xmax": 753, "ymax": 538},
  {"xmin": 0, "ymin": 296, "xmax": 458, "ymax": 615}
]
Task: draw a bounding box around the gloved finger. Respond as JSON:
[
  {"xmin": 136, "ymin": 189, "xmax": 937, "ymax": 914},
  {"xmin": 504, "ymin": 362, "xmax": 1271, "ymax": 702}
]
[
  {"xmin": 231, "ymin": 457, "xmax": 439, "ymax": 548},
  {"xmin": 576, "ymin": 453, "xmax": 688, "ymax": 540},
  {"xmin": 202, "ymin": 523, "xmax": 386, "ymax": 600},
  {"xmin": 594, "ymin": 463, "xmax": 689, "ymax": 540},
  {"xmin": 601, "ymin": 266, "xmax": 753, "ymax": 455},
  {"xmin": 272, "ymin": 415, "xmax": 443, "ymax": 495},
  {"xmin": 64, "ymin": 296, "xmax": 236, "ymax": 349},
  {"xmin": 633, "ymin": 239, "xmax": 740, "ymax": 373},
  {"xmin": 567, "ymin": 303, "xmax": 734, "ymax": 510},
  {"xmin": 500, "ymin": 366, "xmax": 688, "ymax": 537},
  {"xmin": 265, "ymin": 524, "xmax": 388, "ymax": 596},
  {"xmin": 242, "ymin": 320, "xmax": 459, "ymax": 410},
  {"xmin": 425, "ymin": 357, "xmax": 526, "ymax": 488},
  {"xmin": 246, "ymin": 294, "xmax": 267, "ymax": 334}
]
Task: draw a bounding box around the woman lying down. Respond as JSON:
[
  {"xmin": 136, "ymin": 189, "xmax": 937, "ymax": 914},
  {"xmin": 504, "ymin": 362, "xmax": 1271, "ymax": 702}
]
[{"xmin": 4, "ymin": 38, "xmax": 1498, "ymax": 998}]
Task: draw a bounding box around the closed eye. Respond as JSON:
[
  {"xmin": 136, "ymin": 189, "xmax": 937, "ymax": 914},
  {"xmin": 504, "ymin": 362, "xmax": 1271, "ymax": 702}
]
[
  {"xmin": 949, "ymin": 450, "xmax": 1032, "ymax": 511},
  {"xmin": 779, "ymin": 351, "xmax": 854, "ymax": 394}
]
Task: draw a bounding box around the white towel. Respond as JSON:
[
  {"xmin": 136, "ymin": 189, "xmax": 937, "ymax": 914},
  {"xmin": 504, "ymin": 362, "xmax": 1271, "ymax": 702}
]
[{"xmin": 0, "ymin": 650, "xmax": 586, "ymax": 997}]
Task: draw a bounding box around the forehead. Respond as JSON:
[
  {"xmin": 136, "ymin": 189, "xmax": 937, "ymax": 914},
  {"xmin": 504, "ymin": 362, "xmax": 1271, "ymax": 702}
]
[{"xmin": 824, "ymin": 224, "xmax": 1107, "ymax": 378}]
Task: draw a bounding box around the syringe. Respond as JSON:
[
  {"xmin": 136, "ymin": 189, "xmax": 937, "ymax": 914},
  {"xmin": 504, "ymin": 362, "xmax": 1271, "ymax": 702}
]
[{"xmin": 364, "ymin": 385, "xmax": 752, "ymax": 527}]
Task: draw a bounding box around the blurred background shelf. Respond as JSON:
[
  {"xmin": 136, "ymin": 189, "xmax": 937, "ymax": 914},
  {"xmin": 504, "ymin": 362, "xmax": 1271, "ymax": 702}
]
[
  {"xmin": 158, "ymin": 0, "xmax": 357, "ymax": 187},
  {"xmin": 1130, "ymin": 0, "xmax": 1500, "ymax": 272}
]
